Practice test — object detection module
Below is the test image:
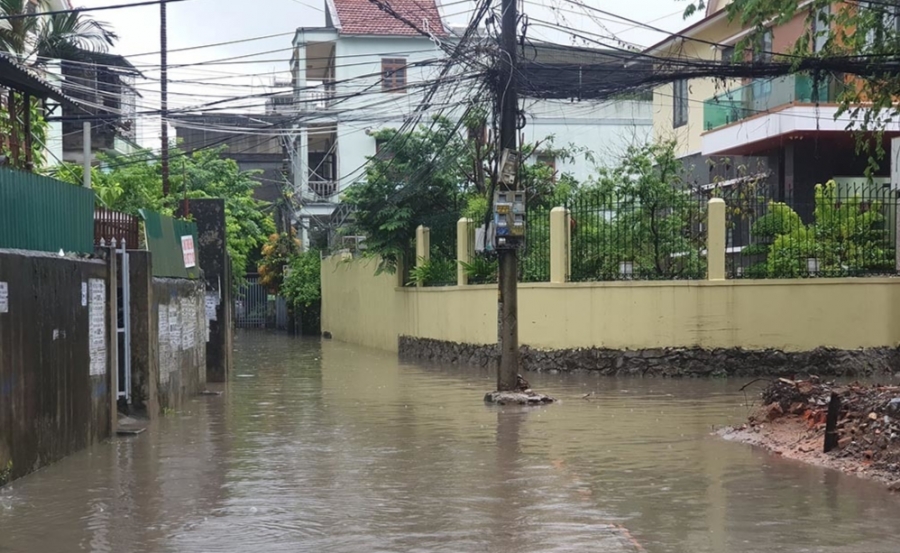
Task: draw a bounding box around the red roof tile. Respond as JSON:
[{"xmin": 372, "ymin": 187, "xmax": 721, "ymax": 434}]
[{"xmin": 330, "ymin": 0, "xmax": 447, "ymax": 37}]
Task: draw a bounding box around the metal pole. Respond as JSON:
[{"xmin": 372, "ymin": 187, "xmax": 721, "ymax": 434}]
[
  {"xmin": 122, "ymin": 240, "xmax": 132, "ymax": 404},
  {"xmin": 496, "ymin": 0, "xmax": 519, "ymax": 392},
  {"xmin": 83, "ymin": 122, "xmax": 92, "ymax": 189},
  {"xmin": 160, "ymin": 0, "xmax": 170, "ymax": 196}
]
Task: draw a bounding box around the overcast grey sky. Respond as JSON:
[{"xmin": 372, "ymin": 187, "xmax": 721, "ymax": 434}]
[{"xmin": 79, "ymin": 0, "xmax": 700, "ymax": 144}]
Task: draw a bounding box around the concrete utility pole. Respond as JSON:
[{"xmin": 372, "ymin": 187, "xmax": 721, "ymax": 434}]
[
  {"xmin": 496, "ymin": 0, "xmax": 519, "ymax": 392},
  {"xmin": 160, "ymin": 0, "xmax": 170, "ymax": 197}
]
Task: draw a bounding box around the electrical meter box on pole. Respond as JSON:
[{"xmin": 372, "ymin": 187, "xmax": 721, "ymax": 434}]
[
  {"xmin": 493, "ymin": 189, "xmax": 526, "ymax": 248},
  {"xmin": 494, "ymin": 148, "xmax": 525, "ymax": 249}
]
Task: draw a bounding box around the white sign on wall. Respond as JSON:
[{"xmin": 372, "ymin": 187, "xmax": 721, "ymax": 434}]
[
  {"xmin": 169, "ymin": 303, "xmax": 181, "ymax": 352},
  {"xmin": 0, "ymin": 282, "xmax": 8, "ymax": 314},
  {"xmin": 159, "ymin": 304, "xmax": 173, "ymax": 384},
  {"xmin": 88, "ymin": 279, "xmax": 107, "ymax": 376},
  {"xmin": 181, "ymin": 297, "xmax": 196, "ymax": 350},
  {"xmin": 181, "ymin": 235, "xmax": 196, "ymax": 268},
  {"xmin": 205, "ymin": 292, "xmax": 218, "ymax": 322}
]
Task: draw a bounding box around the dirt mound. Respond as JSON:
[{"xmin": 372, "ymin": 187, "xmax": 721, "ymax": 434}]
[{"xmin": 754, "ymin": 378, "xmax": 900, "ymax": 475}]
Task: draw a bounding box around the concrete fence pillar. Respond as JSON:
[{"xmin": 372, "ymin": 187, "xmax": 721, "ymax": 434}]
[
  {"xmin": 128, "ymin": 250, "xmax": 159, "ymax": 418},
  {"xmin": 415, "ymin": 225, "xmax": 430, "ymax": 288},
  {"xmin": 550, "ymin": 207, "xmax": 571, "ymax": 284},
  {"xmin": 457, "ymin": 218, "xmax": 474, "ymax": 286},
  {"xmin": 707, "ymin": 198, "xmax": 726, "ymax": 281}
]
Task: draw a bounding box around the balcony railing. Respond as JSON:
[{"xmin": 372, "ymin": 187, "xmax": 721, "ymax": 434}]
[
  {"xmin": 301, "ymin": 89, "xmax": 335, "ymax": 110},
  {"xmin": 703, "ymin": 74, "xmax": 841, "ymax": 132},
  {"xmin": 307, "ymin": 180, "xmax": 338, "ymax": 201}
]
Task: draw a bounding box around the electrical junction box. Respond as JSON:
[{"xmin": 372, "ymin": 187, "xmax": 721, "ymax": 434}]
[
  {"xmin": 493, "ymin": 190, "xmax": 526, "ymax": 248},
  {"xmin": 499, "ymin": 148, "xmax": 521, "ymax": 187}
]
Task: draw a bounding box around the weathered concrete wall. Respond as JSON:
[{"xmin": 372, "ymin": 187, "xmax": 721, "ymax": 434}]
[
  {"xmin": 129, "ymin": 250, "xmax": 158, "ymax": 416},
  {"xmin": 322, "ymin": 256, "xmax": 900, "ymax": 375},
  {"xmin": 152, "ymin": 277, "xmax": 208, "ymax": 412},
  {"xmin": 0, "ymin": 249, "xmax": 111, "ymax": 483},
  {"xmin": 181, "ymin": 199, "xmax": 232, "ymax": 383}
]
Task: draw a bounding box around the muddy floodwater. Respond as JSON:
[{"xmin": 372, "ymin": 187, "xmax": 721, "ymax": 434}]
[{"xmin": 3, "ymin": 331, "xmax": 900, "ymax": 552}]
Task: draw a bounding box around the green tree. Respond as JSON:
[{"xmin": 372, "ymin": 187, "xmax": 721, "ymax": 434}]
[
  {"xmin": 0, "ymin": 0, "xmax": 118, "ymax": 171},
  {"xmin": 343, "ymin": 116, "xmax": 468, "ymax": 274},
  {"xmin": 569, "ymin": 142, "xmax": 707, "ymax": 280},
  {"xmin": 281, "ymin": 250, "xmax": 322, "ymax": 335},
  {"xmin": 51, "ymin": 147, "xmax": 275, "ymax": 285},
  {"xmin": 762, "ymin": 181, "xmax": 894, "ymax": 277},
  {"xmin": 0, "ymin": 0, "xmax": 117, "ymax": 65},
  {"xmin": 258, "ymin": 230, "xmax": 301, "ymax": 293},
  {"xmin": 346, "ymin": 111, "xmax": 588, "ymax": 280},
  {"xmin": 0, "ymin": 96, "xmax": 48, "ymax": 168}
]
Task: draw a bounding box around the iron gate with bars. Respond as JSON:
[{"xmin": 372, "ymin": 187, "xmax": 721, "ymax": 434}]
[{"xmin": 235, "ymin": 275, "xmax": 288, "ymax": 329}]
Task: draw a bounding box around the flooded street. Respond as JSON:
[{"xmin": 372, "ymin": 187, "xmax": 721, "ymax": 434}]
[{"xmin": 3, "ymin": 331, "xmax": 900, "ymax": 553}]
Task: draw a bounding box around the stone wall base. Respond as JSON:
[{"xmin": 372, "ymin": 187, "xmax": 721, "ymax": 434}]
[{"xmin": 398, "ymin": 336, "xmax": 900, "ymax": 377}]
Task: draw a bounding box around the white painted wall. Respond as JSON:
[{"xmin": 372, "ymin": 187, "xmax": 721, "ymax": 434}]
[
  {"xmin": 523, "ymin": 98, "xmax": 653, "ymax": 182},
  {"xmin": 332, "ymin": 35, "xmax": 449, "ymax": 193},
  {"xmin": 295, "ymin": 33, "xmax": 653, "ymax": 199}
]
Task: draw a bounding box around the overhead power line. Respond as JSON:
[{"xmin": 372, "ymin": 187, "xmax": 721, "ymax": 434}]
[{"xmin": 0, "ymin": 0, "xmax": 190, "ymax": 21}]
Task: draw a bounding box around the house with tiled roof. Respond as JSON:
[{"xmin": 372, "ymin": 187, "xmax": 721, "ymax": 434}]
[{"xmin": 289, "ymin": 0, "xmax": 652, "ymax": 249}]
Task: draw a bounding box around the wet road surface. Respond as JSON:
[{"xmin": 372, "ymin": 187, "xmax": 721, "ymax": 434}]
[{"xmin": 2, "ymin": 331, "xmax": 900, "ymax": 552}]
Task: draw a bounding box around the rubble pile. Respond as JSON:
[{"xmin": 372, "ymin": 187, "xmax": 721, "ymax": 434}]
[{"xmin": 756, "ymin": 378, "xmax": 900, "ymax": 474}]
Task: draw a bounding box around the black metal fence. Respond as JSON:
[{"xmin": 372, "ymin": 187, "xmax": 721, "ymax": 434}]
[
  {"xmin": 566, "ymin": 191, "xmax": 709, "ymax": 281},
  {"xmin": 726, "ymin": 183, "xmax": 897, "ymax": 279},
  {"xmin": 520, "ymin": 206, "xmax": 551, "ymax": 282}
]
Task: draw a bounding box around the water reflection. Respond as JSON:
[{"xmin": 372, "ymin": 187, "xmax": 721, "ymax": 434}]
[{"xmin": 2, "ymin": 331, "xmax": 900, "ymax": 552}]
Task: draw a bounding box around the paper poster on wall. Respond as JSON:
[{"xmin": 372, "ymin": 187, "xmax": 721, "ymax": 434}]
[
  {"xmin": 205, "ymin": 293, "xmax": 218, "ymax": 322},
  {"xmin": 0, "ymin": 282, "xmax": 8, "ymax": 314},
  {"xmin": 81, "ymin": 282, "xmax": 88, "ymax": 307},
  {"xmin": 181, "ymin": 235, "xmax": 196, "ymax": 268},
  {"xmin": 181, "ymin": 297, "xmax": 196, "ymax": 350},
  {"xmin": 169, "ymin": 303, "xmax": 181, "ymax": 352},
  {"xmin": 88, "ymin": 279, "xmax": 107, "ymax": 376},
  {"xmin": 159, "ymin": 305, "xmax": 172, "ymax": 384}
]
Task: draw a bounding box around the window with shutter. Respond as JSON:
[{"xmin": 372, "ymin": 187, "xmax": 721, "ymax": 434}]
[{"xmin": 382, "ymin": 58, "xmax": 407, "ymax": 93}]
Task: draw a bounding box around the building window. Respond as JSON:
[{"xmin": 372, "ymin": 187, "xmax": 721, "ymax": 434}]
[
  {"xmin": 813, "ymin": 5, "xmax": 830, "ymax": 53},
  {"xmin": 721, "ymin": 46, "xmax": 735, "ymax": 63},
  {"xmin": 673, "ymin": 79, "xmax": 688, "ymax": 128},
  {"xmin": 754, "ymin": 30, "xmax": 773, "ymax": 63},
  {"xmin": 861, "ymin": 2, "xmax": 900, "ymax": 49},
  {"xmin": 750, "ymin": 31, "xmax": 774, "ymax": 99},
  {"xmin": 382, "ymin": 58, "xmax": 407, "ymax": 92}
]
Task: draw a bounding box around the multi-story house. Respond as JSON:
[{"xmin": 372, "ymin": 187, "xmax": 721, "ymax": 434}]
[
  {"xmin": 173, "ymin": 113, "xmax": 289, "ymax": 205},
  {"xmin": 59, "ymin": 51, "xmax": 142, "ymax": 164},
  {"xmin": 289, "ymin": 0, "xmax": 653, "ymax": 248},
  {"xmin": 646, "ymin": 0, "xmax": 900, "ymax": 207}
]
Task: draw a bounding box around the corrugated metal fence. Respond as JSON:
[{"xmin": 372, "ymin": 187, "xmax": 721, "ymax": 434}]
[
  {"xmin": 139, "ymin": 209, "xmax": 200, "ymax": 279},
  {"xmin": 0, "ymin": 167, "xmax": 94, "ymax": 253}
]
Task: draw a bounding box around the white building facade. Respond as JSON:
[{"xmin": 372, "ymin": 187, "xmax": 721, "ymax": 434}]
[{"xmin": 290, "ymin": 0, "xmax": 652, "ymax": 247}]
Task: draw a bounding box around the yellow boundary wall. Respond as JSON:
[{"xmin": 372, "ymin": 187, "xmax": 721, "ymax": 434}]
[{"xmin": 321, "ymin": 256, "xmax": 900, "ymax": 353}]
